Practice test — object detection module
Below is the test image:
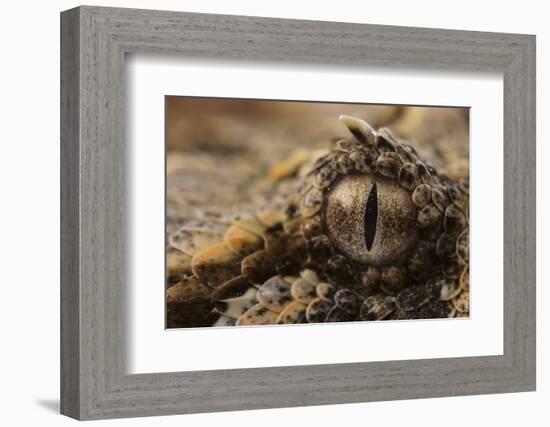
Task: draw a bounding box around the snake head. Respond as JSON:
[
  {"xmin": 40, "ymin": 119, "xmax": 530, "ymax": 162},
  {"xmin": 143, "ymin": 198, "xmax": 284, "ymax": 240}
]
[{"xmin": 285, "ymin": 115, "xmax": 469, "ymax": 299}]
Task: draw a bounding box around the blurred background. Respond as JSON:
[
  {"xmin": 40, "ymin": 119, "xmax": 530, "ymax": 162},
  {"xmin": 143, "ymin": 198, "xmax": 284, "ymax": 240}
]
[{"xmin": 166, "ymin": 97, "xmax": 469, "ymax": 235}]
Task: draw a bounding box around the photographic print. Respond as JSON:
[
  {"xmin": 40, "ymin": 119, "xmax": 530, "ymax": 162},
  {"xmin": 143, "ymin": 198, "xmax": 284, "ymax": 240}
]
[
  {"xmin": 60, "ymin": 8, "xmax": 535, "ymax": 418},
  {"xmin": 165, "ymin": 98, "xmax": 469, "ymax": 329}
]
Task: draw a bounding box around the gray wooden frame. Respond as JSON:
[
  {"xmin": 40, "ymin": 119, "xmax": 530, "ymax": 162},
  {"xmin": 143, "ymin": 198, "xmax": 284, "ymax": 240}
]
[{"xmin": 60, "ymin": 5, "xmax": 536, "ymax": 420}]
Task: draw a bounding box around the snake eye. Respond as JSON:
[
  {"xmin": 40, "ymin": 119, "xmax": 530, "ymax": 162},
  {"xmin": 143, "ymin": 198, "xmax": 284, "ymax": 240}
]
[{"xmin": 323, "ymin": 174, "xmax": 419, "ymax": 266}]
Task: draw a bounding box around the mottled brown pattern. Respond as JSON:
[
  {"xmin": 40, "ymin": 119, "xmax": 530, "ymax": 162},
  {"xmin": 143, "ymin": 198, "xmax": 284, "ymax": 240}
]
[{"xmin": 165, "ymin": 101, "xmax": 470, "ymax": 328}]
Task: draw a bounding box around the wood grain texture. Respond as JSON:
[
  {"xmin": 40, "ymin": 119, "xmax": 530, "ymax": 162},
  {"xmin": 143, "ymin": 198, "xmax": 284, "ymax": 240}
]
[
  {"xmin": 60, "ymin": 5, "xmax": 536, "ymax": 420},
  {"xmin": 60, "ymin": 7, "xmax": 80, "ymax": 419}
]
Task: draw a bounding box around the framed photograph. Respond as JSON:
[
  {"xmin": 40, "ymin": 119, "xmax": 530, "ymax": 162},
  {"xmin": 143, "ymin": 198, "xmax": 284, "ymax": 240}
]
[{"xmin": 60, "ymin": 6, "xmax": 536, "ymax": 420}]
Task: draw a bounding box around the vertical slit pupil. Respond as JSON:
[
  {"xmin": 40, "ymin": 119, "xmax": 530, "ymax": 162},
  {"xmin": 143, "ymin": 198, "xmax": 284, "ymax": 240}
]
[{"xmin": 364, "ymin": 183, "xmax": 378, "ymax": 252}]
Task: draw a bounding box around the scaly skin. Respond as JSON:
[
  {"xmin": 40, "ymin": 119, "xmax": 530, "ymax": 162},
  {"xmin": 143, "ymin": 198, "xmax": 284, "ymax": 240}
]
[{"xmin": 166, "ymin": 115, "xmax": 469, "ymax": 328}]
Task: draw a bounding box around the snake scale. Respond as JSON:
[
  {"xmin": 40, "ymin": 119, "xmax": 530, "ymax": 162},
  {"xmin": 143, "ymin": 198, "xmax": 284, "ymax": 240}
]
[{"xmin": 166, "ymin": 109, "xmax": 469, "ymax": 328}]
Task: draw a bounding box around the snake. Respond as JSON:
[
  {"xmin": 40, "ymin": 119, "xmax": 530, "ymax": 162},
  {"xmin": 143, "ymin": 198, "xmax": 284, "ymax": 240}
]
[{"xmin": 166, "ymin": 114, "xmax": 469, "ymax": 328}]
